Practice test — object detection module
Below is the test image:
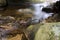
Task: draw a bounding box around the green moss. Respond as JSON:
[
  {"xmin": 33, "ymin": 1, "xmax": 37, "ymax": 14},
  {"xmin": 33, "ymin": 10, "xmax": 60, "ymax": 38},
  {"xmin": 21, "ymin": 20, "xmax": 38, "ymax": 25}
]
[{"xmin": 27, "ymin": 22, "xmax": 60, "ymax": 40}]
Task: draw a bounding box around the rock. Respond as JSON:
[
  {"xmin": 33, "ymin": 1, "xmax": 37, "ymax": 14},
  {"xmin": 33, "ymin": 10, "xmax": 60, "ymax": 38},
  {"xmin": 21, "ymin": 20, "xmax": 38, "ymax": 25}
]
[
  {"xmin": 27, "ymin": 22, "xmax": 60, "ymax": 40},
  {"xmin": 0, "ymin": 14, "xmax": 32, "ymax": 40}
]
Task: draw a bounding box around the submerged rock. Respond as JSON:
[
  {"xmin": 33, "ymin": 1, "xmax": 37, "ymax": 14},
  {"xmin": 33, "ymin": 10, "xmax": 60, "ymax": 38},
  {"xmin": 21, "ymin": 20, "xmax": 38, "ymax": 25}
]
[{"xmin": 0, "ymin": 15, "xmax": 32, "ymax": 40}]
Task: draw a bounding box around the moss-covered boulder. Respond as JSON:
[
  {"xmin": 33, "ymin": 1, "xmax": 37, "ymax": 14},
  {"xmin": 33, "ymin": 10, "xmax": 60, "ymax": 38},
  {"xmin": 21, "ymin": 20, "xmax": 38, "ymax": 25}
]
[{"xmin": 27, "ymin": 22, "xmax": 60, "ymax": 40}]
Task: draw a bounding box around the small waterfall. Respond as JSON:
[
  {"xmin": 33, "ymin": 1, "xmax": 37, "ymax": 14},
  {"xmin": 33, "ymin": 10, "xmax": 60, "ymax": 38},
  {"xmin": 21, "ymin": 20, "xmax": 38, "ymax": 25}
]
[{"xmin": 32, "ymin": 2, "xmax": 53, "ymax": 23}]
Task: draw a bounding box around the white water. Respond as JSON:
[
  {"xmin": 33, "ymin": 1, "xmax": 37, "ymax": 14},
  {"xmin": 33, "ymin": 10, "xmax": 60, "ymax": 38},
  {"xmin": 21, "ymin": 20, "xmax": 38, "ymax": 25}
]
[{"xmin": 32, "ymin": 2, "xmax": 53, "ymax": 23}]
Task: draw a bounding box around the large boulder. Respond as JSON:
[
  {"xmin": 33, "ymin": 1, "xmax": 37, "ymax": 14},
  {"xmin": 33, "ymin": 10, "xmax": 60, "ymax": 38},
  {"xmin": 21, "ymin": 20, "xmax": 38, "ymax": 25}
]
[{"xmin": 27, "ymin": 22, "xmax": 60, "ymax": 40}]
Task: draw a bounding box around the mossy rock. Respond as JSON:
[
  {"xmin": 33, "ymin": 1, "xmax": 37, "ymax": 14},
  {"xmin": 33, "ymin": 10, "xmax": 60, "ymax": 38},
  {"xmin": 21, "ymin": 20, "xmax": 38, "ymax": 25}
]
[{"xmin": 27, "ymin": 22, "xmax": 60, "ymax": 40}]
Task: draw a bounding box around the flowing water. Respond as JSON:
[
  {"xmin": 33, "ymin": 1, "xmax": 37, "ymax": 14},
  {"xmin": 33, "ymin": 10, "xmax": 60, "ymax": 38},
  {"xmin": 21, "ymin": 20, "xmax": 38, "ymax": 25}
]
[{"xmin": 32, "ymin": 2, "xmax": 53, "ymax": 23}]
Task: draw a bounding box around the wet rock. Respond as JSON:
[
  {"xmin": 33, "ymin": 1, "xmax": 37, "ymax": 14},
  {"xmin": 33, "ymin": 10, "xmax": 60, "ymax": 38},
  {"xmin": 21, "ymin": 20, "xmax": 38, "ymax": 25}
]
[{"xmin": 0, "ymin": 14, "xmax": 32, "ymax": 40}]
